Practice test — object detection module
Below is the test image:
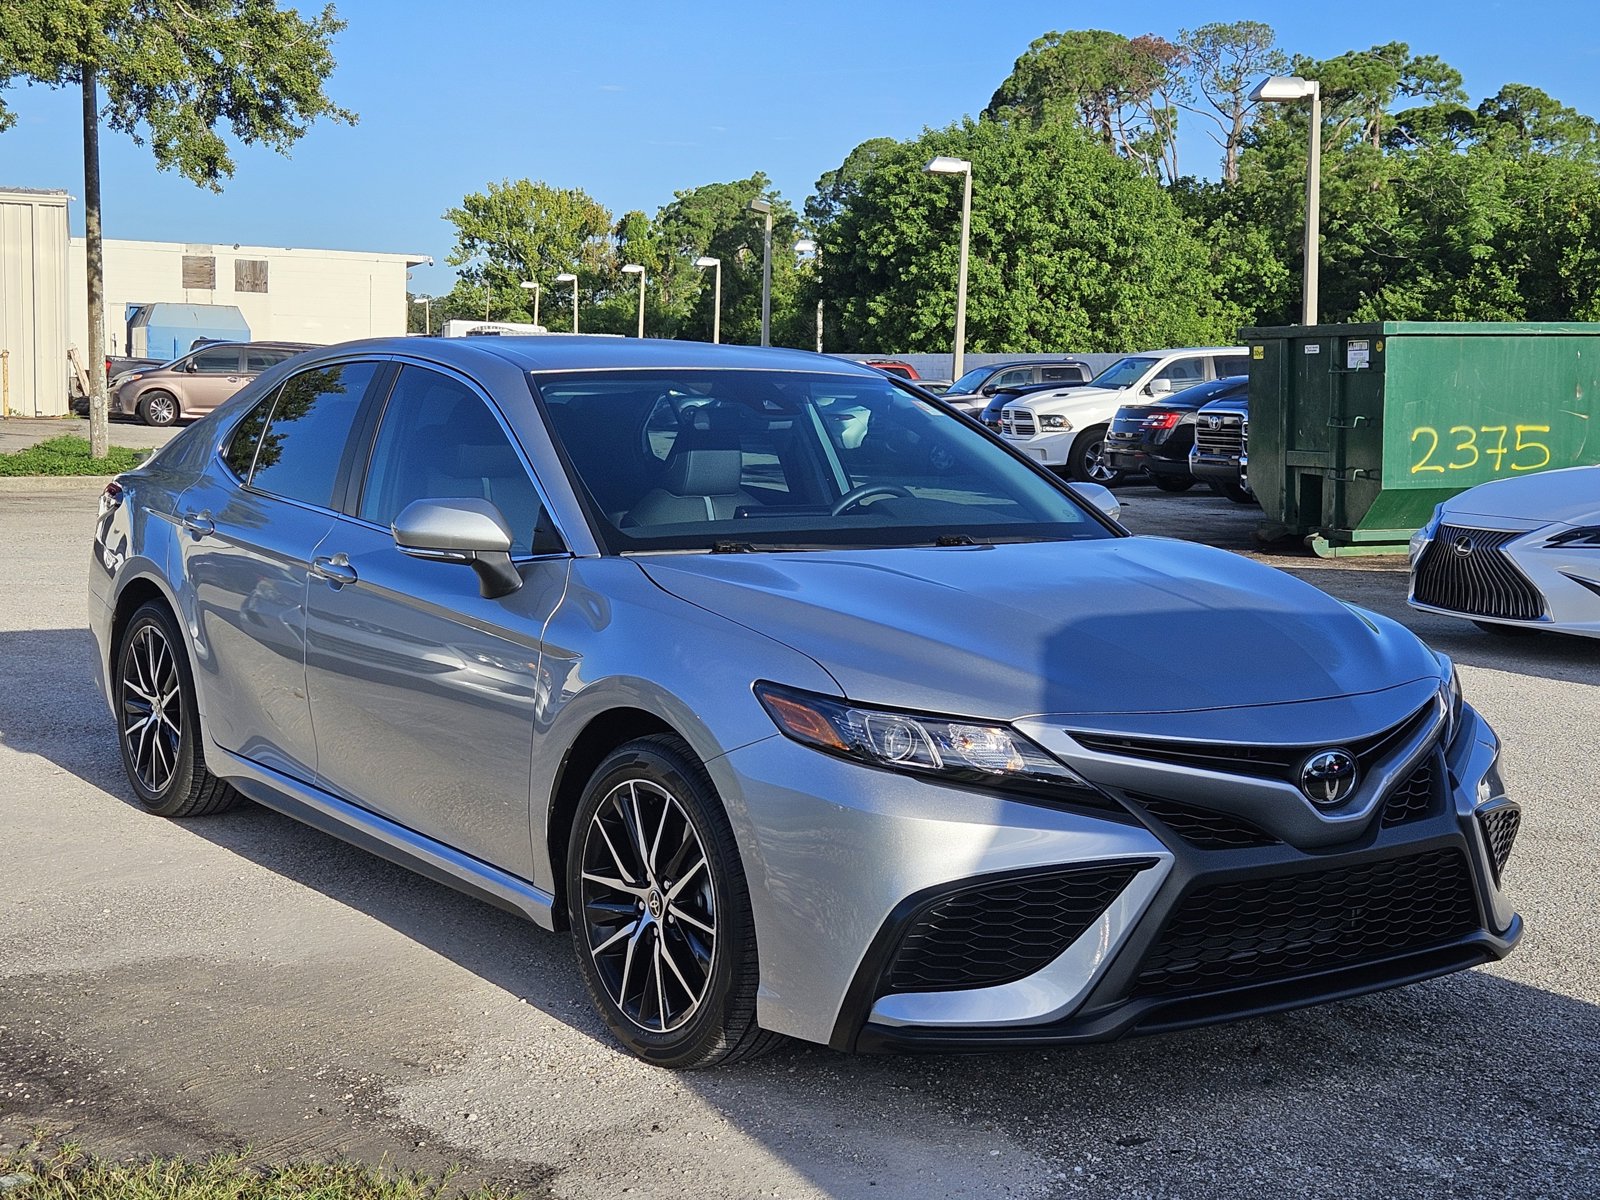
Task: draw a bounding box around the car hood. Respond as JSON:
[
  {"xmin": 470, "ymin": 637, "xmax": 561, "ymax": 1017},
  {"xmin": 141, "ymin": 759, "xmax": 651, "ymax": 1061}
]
[
  {"xmin": 639, "ymin": 538, "xmax": 1440, "ymax": 722},
  {"xmin": 1443, "ymin": 465, "xmax": 1600, "ymax": 526},
  {"xmin": 1014, "ymin": 384, "xmax": 1129, "ymax": 411}
]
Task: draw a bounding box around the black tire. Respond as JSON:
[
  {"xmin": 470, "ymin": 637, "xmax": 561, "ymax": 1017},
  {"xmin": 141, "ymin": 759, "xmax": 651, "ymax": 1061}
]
[
  {"xmin": 1472, "ymin": 620, "xmax": 1539, "ymax": 637},
  {"xmin": 1152, "ymin": 475, "xmax": 1196, "ymax": 493},
  {"xmin": 1066, "ymin": 425, "xmax": 1123, "ymax": 485},
  {"xmin": 567, "ymin": 734, "xmax": 779, "ymax": 1069},
  {"xmin": 114, "ymin": 601, "xmax": 239, "ymax": 817},
  {"xmin": 137, "ymin": 391, "xmax": 179, "ymax": 427},
  {"xmin": 1222, "ymin": 483, "xmax": 1256, "ymax": 505}
]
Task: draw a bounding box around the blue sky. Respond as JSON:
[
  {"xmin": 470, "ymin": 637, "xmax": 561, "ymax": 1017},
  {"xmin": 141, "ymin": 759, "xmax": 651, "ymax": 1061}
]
[{"xmin": 3, "ymin": 0, "xmax": 1596, "ymax": 292}]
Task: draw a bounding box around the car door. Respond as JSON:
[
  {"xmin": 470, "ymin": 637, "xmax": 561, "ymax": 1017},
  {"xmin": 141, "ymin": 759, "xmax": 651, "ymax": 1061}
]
[
  {"xmin": 177, "ymin": 358, "xmax": 383, "ymax": 780},
  {"xmin": 303, "ymin": 363, "xmax": 570, "ymax": 877}
]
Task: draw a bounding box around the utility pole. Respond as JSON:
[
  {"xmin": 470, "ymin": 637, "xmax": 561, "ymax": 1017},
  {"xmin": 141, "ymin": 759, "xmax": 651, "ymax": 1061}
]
[{"xmin": 83, "ymin": 71, "xmax": 108, "ymax": 458}]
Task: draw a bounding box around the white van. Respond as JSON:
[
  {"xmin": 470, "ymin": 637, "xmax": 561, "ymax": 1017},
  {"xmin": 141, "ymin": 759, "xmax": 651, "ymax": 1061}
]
[{"xmin": 999, "ymin": 346, "xmax": 1250, "ymax": 482}]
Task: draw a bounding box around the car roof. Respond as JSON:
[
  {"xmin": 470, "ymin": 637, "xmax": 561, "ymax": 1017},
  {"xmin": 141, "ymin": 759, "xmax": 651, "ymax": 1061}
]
[
  {"xmin": 302, "ymin": 336, "xmax": 886, "ymax": 377},
  {"xmin": 1117, "ymin": 347, "xmax": 1248, "ymax": 357}
]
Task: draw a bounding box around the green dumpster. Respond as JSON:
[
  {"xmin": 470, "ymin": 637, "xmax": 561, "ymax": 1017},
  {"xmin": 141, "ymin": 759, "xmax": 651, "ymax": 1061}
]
[{"xmin": 1242, "ymin": 321, "xmax": 1600, "ymax": 556}]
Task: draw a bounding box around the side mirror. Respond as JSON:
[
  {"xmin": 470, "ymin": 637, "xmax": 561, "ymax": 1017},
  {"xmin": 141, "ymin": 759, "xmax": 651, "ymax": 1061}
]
[
  {"xmin": 184, "ymin": 360, "xmax": 200, "ymax": 373},
  {"xmin": 1072, "ymin": 482, "xmax": 1121, "ymax": 523},
  {"xmin": 393, "ymin": 498, "xmax": 522, "ymax": 598},
  {"xmin": 1146, "ymin": 378, "xmax": 1173, "ymax": 395}
]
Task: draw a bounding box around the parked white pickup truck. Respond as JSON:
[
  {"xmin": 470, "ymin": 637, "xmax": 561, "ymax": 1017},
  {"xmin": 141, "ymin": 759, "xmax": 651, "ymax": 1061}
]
[{"xmin": 999, "ymin": 346, "xmax": 1250, "ymax": 482}]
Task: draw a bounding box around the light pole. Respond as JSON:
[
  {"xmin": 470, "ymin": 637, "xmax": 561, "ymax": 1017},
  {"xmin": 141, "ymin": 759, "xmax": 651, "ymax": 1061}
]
[
  {"xmin": 795, "ymin": 239, "xmax": 822, "ymax": 353},
  {"xmin": 923, "ymin": 156, "xmax": 973, "ymax": 381},
  {"xmin": 519, "ymin": 280, "xmax": 540, "ymax": 328},
  {"xmin": 694, "ymin": 256, "xmax": 722, "ymax": 344},
  {"xmin": 1250, "ymin": 75, "xmax": 1322, "ymax": 325},
  {"xmin": 748, "ymin": 197, "xmax": 773, "ymax": 347},
  {"xmin": 621, "ymin": 263, "xmax": 646, "ymax": 338},
  {"xmin": 413, "ymin": 295, "xmax": 431, "ymax": 336},
  {"xmin": 555, "ymin": 272, "xmax": 579, "ymax": 333}
]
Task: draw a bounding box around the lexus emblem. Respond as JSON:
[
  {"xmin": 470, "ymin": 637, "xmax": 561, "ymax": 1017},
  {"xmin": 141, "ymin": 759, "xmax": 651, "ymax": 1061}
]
[
  {"xmin": 1300, "ymin": 749, "xmax": 1358, "ymax": 805},
  {"xmin": 1452, "ymin": 535, "xmax": 1475, "ymax": 557}
]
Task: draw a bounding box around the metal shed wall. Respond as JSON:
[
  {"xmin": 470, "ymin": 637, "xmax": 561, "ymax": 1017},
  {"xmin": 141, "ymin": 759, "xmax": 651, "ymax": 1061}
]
[{"xmin": 0, "ymin": 189, "xmax": 70, "ymax": 417}]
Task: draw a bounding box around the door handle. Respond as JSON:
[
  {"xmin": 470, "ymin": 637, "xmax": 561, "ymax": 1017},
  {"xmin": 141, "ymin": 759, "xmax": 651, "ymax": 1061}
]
[
  {"xmin": 180, "ymin": 511, "xmax": 214, "ymax": 537},
  {"xmin": 311, "ymin": 554, "xmax": 358, "ymax": 585}
]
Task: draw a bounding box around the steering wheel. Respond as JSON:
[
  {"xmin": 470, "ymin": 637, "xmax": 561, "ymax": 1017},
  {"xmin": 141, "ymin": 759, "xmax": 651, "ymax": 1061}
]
[{"xmin": 830, "ymin": 483, "xmax": 914, "ymax": 516}]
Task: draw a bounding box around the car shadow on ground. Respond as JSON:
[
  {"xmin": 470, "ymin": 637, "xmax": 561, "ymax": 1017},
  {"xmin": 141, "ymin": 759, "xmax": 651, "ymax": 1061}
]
[{"xmin": 4, "ymin": 625, "xmax": 1598, "ymax": 1197}]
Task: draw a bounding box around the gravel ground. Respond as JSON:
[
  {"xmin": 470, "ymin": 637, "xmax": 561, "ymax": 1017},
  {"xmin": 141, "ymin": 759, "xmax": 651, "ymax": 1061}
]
[{"xmin": 1, "ymin": 477, "xmax": 1596, "ymax": 1200}]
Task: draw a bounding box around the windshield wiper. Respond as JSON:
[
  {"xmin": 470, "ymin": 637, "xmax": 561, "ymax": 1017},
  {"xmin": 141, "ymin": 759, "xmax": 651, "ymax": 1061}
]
[
  {"xmin": 934, "ymin": 533, "xmax": 982, "ymax": 547},
  {"xmin": 710, "ymin": 540, "xmax": 758, "ymax": 554}
]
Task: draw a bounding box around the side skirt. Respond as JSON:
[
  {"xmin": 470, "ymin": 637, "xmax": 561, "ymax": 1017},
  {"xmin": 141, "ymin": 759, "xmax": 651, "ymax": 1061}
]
[{"xmin": 209, "ymin": 742, "xmax": 557, "ymax": 930}]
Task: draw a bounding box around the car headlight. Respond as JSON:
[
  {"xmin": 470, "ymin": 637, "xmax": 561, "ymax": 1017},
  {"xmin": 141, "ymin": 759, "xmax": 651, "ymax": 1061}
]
[
  {"xmin": 1040, "ymin": 414, "xmax": 1072, "ymax": 430},
  {"xmin": 754, "ymin": 682, "xmax": 1094, "ymax": 792},
  {"xmin": 1546, "ymin": 524, "xmax": 1600, "ymax": 548},
  {"xmin": 1410, "ymin": 503, "xmax": 1444, "ymax": 565},
  {"xmin": 1435, "ymin": 654, "xmax": 1464, "ymax": 746}
]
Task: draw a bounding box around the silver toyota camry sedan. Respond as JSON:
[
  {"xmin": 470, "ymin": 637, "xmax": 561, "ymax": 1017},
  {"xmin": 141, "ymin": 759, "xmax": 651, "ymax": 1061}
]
[{"xmin": 89, "ymin": 337, "xmax": 1521, "ymax": 1067}]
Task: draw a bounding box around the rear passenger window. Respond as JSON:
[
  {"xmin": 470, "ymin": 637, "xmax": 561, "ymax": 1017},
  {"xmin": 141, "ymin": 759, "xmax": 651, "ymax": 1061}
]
[
  {"xmin": 224, "ymin": 398, "xmax": 272, "ymax": 479},
  {"xmin": 249, "ymin": 362, "xmax": 378, "ymax": 508},
  {"xmin": 359, "ymin": 366, "xmax": 557, "ymax": 556},
  {"xmin": 246, "ymin": 350, "xmax": 288, "ymax": 373},
  {"xmin": 1041, "ymin": 365, "xmax": 1084, "ymax": 382},
  {"xmin": 1215, "ymin": 356, "xmax": 1250, "ymax": 377}
]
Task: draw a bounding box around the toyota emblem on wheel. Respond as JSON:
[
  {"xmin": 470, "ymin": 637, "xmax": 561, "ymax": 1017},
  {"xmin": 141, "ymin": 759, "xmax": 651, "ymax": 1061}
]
[{"xmin": 1300, "ymin": 749, "xmax": 1358, "ymax": 805}]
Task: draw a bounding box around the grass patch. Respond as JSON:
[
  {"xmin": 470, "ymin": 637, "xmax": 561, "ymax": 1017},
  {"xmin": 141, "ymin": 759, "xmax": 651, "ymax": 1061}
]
[
  {"xmin": 0, "ymin": 435, "xmax": 150, "ymax": 477},
  {"xmin": 0, "ymin": 1143, "xmax": 532, "ymax": 1200}
]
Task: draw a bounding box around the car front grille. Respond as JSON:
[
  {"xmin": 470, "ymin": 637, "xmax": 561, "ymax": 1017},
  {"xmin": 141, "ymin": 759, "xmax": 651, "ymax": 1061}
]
[
  {"xmin": 1380, "ymin": 760, "xmax": 1436, "ymax": 826},
  {"xmin": 1194, "ymin": 415, "xmax": 1243, "ymax": 454},
  {"xmin": 1000, "ymin": 408, "xmax": 1037, "ymax": 437},
  {"xmin": 1072, "ymin": 700, "xmax": 1436, "ymax": 787},
  {"xmin": 1132, "ymin": 848, "xmax": 1481, "ymax": 998},
  {"xmin": 1128, "ymin": 793, "xmax": 1280, "ymax": 849},
  {"xmin": 1477, "ymin": 805, "xmax": 1521, "ymax": 883},
  {"xmin": 1413, "ymin": 525, "xmax": 1545, "ymax": 621},
  {"xmin": 885, "ymin": 861, "xmax": 1153, "ymax": 992}
]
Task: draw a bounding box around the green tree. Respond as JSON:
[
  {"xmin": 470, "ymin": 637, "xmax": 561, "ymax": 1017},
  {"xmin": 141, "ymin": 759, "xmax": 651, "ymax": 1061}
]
[
  {"xmin": 0, "ymin": 1, "xmax": 353, "ymax": 456},
  {"xmin": 1178, "ymin": 21, "xmax": 1288, "ymax": 184},
  {"xmin": 443, "ymin": 179, "xmax": 613, "ymax": 328},
  {"xmin": 817, "ymin": 118, "xmax": 1235, "ymax": 354},
  {"xmin": 986, "ymin": 29, "xmax": 1185, "ymax": 181}
]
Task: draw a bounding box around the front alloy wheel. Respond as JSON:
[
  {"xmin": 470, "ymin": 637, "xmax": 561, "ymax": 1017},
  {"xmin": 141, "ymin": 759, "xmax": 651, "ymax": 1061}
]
[
  {"xmin": 1068, "ymin": 424, "xmax": 1123, "ymax": 485},
  {"xmin": 568, "ymin": 735, "xmax": 777, "ymax": 1068}
]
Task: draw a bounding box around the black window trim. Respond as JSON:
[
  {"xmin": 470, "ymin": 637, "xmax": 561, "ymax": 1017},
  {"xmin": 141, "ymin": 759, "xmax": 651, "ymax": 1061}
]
[{"xmin": 342, "ymin": 357, "xmax": 571, "ymax": 560}]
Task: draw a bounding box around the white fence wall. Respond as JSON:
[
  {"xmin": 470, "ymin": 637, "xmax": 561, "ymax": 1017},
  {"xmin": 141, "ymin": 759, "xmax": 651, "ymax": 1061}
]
[{"xmin": 0, "ymin": 189, "xmax": 70, "ymax": 418}]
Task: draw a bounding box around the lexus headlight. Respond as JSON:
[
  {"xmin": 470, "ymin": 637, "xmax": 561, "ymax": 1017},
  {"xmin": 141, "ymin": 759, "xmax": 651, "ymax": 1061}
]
[
  {"xmin": 754, "ymin": 682, "xmax": 1092, "ymax": 791},
  {"xmin": 1410, "ymin": 503, "xmax": 1443, "ymax": 565},
  {"xmin": 1040, "ymin": 414, "xmax": 1072, "ymax": 430}
]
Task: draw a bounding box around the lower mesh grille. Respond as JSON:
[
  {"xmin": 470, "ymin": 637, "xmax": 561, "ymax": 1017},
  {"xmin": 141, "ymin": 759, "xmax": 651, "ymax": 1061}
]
[
  {"xmin": 1130, "ymin": 794, "xmax": 1279, "ymax": 849},
  {"xmin": 1477, "ymin": 806, "xmax": 1521, "ymax": 883},
  {"xmin": 1133, "ymin": 848, "xmax": 1480, "ymax": 998},
  {"xmin": 887, "ymin": 862, "xmax": 1151, "ymax": 992},
  {"xmin": 1381, "ymin": 761, "xmax": 1436, "ymax": 826},
  {"xmin": 1414, "ymin": 526, "xmax": 1544, "ymax": 620}
]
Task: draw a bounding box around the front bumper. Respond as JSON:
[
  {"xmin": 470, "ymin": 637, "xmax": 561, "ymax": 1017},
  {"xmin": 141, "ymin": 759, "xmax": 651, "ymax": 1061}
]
[
  {"xmin": 712, "ymin": 701, "xmax": 1519, "ymax": 1052},
  {"xmin": 1001, "ymin": 428, "xmax": 1076, "ymax": 467},
  {"xmin": 1409, "ymin": 520, "xmax": 1600, "ymax": 640}
]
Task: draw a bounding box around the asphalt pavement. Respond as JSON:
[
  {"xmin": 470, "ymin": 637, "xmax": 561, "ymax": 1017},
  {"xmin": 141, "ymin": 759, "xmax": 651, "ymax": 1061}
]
[{"xmin": 1, "ymin": 478, "xmax": 1596, "ymax": 1200}]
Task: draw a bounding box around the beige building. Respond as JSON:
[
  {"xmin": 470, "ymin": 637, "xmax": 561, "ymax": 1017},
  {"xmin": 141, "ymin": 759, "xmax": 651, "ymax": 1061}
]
[{"xmin": 2, "ymin": 185, "xmax": 427, "ymax": 416}]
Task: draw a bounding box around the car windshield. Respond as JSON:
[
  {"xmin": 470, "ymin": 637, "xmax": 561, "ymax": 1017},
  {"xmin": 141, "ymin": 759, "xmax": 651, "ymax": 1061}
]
[
  {"xmin": 948, "ymin": 366, "xmax": 994, "ymax": 393},
  {"xmin": 532, "ymin": 369, "xmax": 1115, "ymax": 553},
  {"xmin": 1088, "ymin": 357, "xmax": 1158, "ymax": 389}
]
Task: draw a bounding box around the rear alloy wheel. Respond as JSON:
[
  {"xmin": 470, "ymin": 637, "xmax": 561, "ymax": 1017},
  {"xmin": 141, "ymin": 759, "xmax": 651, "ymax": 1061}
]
[
  {"xmin": 568, "ymin": 735, "xmax": 777, "ymax": 1068},
  {"xmin": 115, "ymin": 602, "xmax": 238, "ymax": 817},
  {"xmin": 1153, "ymin": 475, "xmax": 1195, "ymax": 493},
  {"xmin": 137, "ymin": 391, "xmax": 179, "ymax": 427},
  {"xmin": 1067, "ymin": 425, "xmax": 1123, "ymax": 485}
]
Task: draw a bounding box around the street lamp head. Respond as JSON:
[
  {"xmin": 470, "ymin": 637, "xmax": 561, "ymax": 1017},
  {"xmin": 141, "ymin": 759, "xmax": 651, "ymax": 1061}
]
[
  {"xmin": 794, "ymin": 239, "xmax": 817, "ymax": 255},
  {"xmin": 693, "ymin": 256, "xmax": 720, "ymax": 268},
  {"xmin": 1250, "ymin": 75, "xmax": 1319, "ymax": 103},
  {"xmin": 621, "ymin": 263, "xmax": 645, "ymax": 275},
  {"xmin": 924, "ymin": 155, "xmax": 972, "ymax": 176},
  {"xmin": 519, "ymin": 280, "xmax": 539, "ymax": 290},
  {"xmin": 555, "ymin": 272, "xmax": 578, "ymax": 283},
  {"xmin": 747, "ymin": 197, "xmax": 772, "ymax": 215}
]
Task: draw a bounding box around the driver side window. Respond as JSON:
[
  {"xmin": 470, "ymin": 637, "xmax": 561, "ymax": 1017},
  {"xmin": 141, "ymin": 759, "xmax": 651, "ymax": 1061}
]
[{"xmin": 359, "ymin": 367, "xmax": 558, "ymax": 556}]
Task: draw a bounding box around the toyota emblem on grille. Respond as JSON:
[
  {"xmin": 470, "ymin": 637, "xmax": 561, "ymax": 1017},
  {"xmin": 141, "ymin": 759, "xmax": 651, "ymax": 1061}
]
[
  {"xmin": 1452, "ymin": 534, "xmax": 1475, "ymax": 556},
  {"xmin": 1207, "ymin": 416, "xmax": 1221, "ymax": 428},
  {"xmin": 1300, "ymin": 749, "xmax": 1358, "ymax": 805}
]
